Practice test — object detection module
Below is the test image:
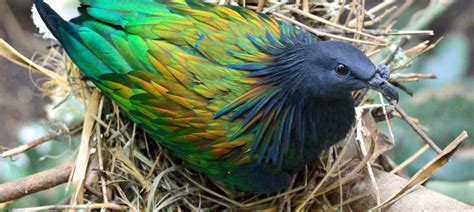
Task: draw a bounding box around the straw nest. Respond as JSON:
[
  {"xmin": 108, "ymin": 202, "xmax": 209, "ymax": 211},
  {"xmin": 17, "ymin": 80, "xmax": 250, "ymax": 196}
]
[{"xmin": 0, "ymin": 0, "xmax": 469, "ymax": 211}]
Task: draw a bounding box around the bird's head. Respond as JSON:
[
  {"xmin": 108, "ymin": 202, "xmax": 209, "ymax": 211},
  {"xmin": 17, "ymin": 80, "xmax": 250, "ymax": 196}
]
[{"xmin": 283, "ymin": 41, "xmax": 399, "ymax": 102}]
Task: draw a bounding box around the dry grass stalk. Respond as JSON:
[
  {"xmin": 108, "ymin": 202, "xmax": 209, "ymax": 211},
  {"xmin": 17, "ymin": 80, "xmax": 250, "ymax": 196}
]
[{"xmin": 0, "ymin": 0, "xmax": 467, "ymax": 211}]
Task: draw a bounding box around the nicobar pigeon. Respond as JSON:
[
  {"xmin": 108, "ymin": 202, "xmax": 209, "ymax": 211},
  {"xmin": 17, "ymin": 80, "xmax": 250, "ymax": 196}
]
[{"xmin": 34, "ymin": 0, "xmax": 399, "ymax": 193}]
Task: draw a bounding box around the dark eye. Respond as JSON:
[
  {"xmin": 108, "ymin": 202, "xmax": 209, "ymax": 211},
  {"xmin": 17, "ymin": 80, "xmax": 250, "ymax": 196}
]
[{"xmin": 334, "ymin": 64, "xmax": 350, "ymax": 76}]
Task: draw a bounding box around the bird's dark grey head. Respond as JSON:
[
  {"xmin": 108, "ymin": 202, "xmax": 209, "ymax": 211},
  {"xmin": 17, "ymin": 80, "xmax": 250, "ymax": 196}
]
[
  {"xmin": 275, "ymin": 40, "xmax": 399, "ymax": 101},
  {"xmin": 233, "ymin": 35, "xmax": 399, "ymax": 102}
]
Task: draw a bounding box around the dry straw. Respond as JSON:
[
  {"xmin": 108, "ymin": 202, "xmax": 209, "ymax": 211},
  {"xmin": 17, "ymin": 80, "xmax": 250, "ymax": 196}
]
[{"xmin": 0, "ymin": 0, "xmax": 470, "ymax": 211}]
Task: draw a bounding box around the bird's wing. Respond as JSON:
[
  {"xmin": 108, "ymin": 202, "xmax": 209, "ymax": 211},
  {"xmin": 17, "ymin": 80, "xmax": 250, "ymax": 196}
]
[{"xmin": 35, "ymin": 0, "xmax": 313, "ymax": 171}]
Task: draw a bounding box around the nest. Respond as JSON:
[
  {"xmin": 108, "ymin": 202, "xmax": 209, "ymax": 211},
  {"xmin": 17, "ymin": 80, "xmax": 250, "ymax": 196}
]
[{"xmin": 0, "ymin": 0, "xmax": 469, "ymax": 211}]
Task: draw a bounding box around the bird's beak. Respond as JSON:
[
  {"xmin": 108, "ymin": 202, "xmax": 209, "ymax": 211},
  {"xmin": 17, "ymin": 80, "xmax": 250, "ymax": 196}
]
[
  {"xmin": 368, "ymin": 65, "xmax": 399, "ymax": 102},
  {"xmin": 369, "ymin": 79, "xmax": 399, "ymax": 102}
]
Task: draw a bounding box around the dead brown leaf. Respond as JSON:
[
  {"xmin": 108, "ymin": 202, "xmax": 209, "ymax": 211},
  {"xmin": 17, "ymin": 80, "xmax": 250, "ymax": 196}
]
[{"xmin": 370, "ymin": 131, "xmax": 469, "ymax": 210}]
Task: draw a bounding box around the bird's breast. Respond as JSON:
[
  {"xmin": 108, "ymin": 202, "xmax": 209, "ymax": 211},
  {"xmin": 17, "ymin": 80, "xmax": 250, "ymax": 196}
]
[{"xmin": 280, "ymin": 96, "xmax": 356, "ymax": 172}]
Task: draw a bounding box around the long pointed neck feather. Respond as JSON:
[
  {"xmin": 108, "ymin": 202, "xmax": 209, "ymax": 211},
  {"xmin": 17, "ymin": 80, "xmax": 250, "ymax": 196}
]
[{"xmin": 216, "ymin": 26, "xmax": 355, "ymax": 169}]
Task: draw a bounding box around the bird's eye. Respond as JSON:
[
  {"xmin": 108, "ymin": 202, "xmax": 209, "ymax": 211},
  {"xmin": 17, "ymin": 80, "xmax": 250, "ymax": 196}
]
[{"xmin": 334, "ymin": 64, "xmax": 350, "ymax": 76}]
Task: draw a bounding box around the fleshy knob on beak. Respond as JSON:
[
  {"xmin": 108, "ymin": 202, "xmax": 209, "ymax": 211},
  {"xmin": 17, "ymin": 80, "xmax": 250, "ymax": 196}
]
[{"xmin": 368, "ymin": 64, "xmax": 399, "ymax": 102}]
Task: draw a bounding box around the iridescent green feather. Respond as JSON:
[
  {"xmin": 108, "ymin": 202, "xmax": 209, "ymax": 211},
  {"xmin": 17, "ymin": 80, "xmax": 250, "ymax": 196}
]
[{"xmin": 38, "ymin": 0, "xmax": 309, "ymax": 192}]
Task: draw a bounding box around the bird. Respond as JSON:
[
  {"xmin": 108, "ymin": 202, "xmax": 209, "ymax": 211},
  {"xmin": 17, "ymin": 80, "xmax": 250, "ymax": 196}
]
[{"xmin": 34, "ymin": 0, "xmax": 398, "ymax": 193}]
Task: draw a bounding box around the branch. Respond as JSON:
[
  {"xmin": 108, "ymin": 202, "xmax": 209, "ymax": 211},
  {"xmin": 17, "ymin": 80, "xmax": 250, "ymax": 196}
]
[
  {"xmin": 0, "ymin": 122, "xmax": 83, "ymax": 158},
  {"xmin": 391, "ymin": 102, "xmax": 443, "ymax": 154},
  {"xmin": 285, "ymin": 6, "xmax": 386, "ymax": 42},
  {"xmin": 390, "ymin": 73, "xmax": 437, "ymax": 82},
  {"xmin": 272, "ymin": 12, "xmax": 386, "ymax": 46},
  {"xmin": 384, "ymin": 37, "xmax": 409, "ymax": 65},
  {"xmin": 0, "ymin": 163, "xmax": 73, "ymax": 203}
]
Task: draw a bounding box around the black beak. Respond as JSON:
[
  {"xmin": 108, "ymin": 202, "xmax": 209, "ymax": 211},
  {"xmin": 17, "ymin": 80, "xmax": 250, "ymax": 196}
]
[{"xmin": 368, "ymin": 64, "xmax": 399, "ymax": 102}]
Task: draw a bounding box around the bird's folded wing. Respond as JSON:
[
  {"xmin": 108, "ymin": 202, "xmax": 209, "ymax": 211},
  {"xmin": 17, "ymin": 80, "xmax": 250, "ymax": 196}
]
[{"xmin": 39, "ymin": 0, "xmax": 308, "ymax": 169}]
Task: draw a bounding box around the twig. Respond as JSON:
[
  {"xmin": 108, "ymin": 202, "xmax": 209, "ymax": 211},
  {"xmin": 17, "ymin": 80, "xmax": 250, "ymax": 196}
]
[
  {"xmin": 390, "ymin": 73, "xmax": 437, "ymax": 82},
  {"xmin": 333, "ymin": 0, "xmax": 346, "ymax": 24},
  {"xmin": 272, "ymin": 12, "xmax": 386, "ymax": 46},
  {"xmin": 365, "ymin": 0, "xmax": 396, "ymax": 16},
  {"xmin": 302, "ymin": 0, "xmax": 309, "ymax": 13},
  {"xmin": 71, "ymin": 90, "xmax": 101, "ymax": 205},
  {"xmin": 256, "ymin": 0, "xmax": 267, "ymax": 12},
  {"xmin": 353, "ymin": 0, "xmax": 366, "ymax": 43},
  {"xmin": 347, "ymin": 0, "xmax": 395, "ymax": 27},
  {"xmin": 390, "ymin": 144, "xmax": 430, "ymax": 174},
  {"xmin": 262, "ymin": 1, "xmax": 286, "ymax": 13},
  {"xmin": 295, "ymin": 129, "xmax": 368, "ymax": 211},
  {"xmin": 0, "ymin": 39, "xmax": 68, "ymax": 89},
  {"xmin": 0, "ymin": 163, "xmax": 73, "ymax": 203},
  {"xmin": 10, "ymin": 203, "xmax": 128, "ymax": 211},
  {"xmin": 0, "ymin": 121, "xmax": 83, "ymax": 158},
  {"xmin": 286, "ymin": 6, "xmax": 386, "ymax": 42},
  {"xmin": 95, "ymin": 96, "xmax": 110, "ymax": 202},
  {"xmin": 328, "ymin": 192, "xmax": 371, "ymax": 211},
  {"xmin": 391, "ymin": 81, "xmax": 414, "ymax": 96},
  {"xmin": 384, "ymin": 37, "xmax": 409, "ymax": 65},
  {"xmin": 391, "ymin": 102, "xmax": 442, "ymax": 154},
  {"xmin": 355, "ymin": 105, "xmax": 381, "ymax": 207},
  {"xmin": 316, "ymin": 28, "xmax": 434, "ymax": 36},
  {"xmin": 352, "ymin": 6, "xmax": 397, "ymax": 27},
  {"xmin": 383, "ymin": 0, "xmax": 414, "ymax": 29},
  {"xmin": 343, "ymin": 0, "xmax": 357, "ymax": 28}
]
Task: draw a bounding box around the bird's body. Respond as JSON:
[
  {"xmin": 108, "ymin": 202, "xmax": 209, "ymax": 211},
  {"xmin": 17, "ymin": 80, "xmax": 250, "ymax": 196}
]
[{"xmin": 35, "ymin": 0, "xmax": 398, "ymax": 193}]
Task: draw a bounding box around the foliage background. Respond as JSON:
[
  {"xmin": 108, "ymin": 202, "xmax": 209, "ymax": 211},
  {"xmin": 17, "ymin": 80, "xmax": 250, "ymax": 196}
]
[{"xmin": 0, "ymin": 0, "xmax": 472, "ymax": 208}]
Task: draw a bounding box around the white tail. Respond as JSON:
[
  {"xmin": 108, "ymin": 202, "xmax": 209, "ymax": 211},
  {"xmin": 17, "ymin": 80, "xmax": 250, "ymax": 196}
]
[{"xmin": 31, "ymin": 0, "xmax": 80, "ymax": 40}]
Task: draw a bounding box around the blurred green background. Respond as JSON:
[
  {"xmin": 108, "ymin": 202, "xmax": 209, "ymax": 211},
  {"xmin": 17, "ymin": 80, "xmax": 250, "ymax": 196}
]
[{"xmin": 0, "ymin": 0, "xmax": 472, "ymax": 209}]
